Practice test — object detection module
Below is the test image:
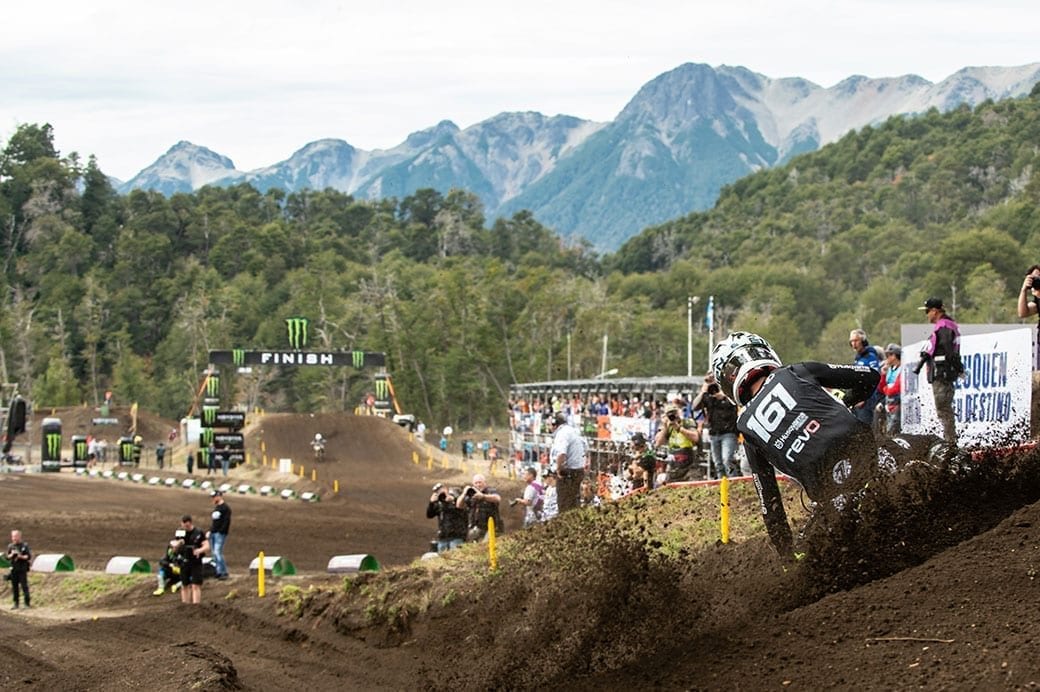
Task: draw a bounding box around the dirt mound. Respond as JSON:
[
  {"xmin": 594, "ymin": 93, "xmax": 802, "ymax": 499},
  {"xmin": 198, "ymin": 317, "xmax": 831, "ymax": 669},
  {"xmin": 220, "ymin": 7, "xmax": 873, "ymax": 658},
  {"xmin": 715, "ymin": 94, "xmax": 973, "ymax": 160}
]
[{"xmin": 26, "ymin": 405, "xmax": 178, "ymax": 446}]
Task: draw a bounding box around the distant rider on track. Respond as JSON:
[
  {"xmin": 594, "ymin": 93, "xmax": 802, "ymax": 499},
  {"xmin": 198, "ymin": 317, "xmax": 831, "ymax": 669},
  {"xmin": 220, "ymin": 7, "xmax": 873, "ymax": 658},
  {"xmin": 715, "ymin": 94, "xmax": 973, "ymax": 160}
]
[{"xmin": 312, "ymin": 433, "xmax": 326, "ymax": 461}]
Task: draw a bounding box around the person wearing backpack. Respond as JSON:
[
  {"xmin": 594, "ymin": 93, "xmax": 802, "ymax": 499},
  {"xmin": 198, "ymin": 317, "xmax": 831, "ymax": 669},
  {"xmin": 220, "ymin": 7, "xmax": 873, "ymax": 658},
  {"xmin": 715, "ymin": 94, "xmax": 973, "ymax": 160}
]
[
  {"xmin": 512, "ymin": 466, "xmax": 544, "ymax": 528},
  {"xmin": 915, "ymin": 297, "xmax": 963, "ymax": 443}
]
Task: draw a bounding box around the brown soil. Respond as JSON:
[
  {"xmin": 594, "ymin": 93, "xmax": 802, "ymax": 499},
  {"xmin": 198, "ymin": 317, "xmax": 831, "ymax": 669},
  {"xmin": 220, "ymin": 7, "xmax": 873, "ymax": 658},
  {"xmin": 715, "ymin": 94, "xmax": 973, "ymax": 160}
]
[{"xmin": 3, "ymin": 412, "xmax": 1040, "ymax": 690}]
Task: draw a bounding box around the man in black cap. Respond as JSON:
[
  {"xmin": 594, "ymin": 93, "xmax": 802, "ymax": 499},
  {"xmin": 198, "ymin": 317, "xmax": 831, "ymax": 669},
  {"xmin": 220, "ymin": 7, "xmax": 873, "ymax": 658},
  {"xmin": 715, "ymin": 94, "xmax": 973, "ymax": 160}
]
[
  {"xmin": 627, "ymin": 432, "xmax": 656, "ymax": 491},
  {"xmin": 207, "ymin": 491, "xmax": 231, "ymax": 580},
  {"xmin": 916, "ymin": 297, "xmax": 963, "ymax": 443}
]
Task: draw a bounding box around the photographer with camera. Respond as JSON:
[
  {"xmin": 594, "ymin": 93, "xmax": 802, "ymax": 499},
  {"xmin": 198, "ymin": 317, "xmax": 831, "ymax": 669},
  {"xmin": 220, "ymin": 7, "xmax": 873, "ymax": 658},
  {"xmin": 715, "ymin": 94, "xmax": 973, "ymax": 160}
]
[
  {"xmin": 153, "ymin": 540, "xmax": 183, "ymax": 596},
  {"xmin": 426, "ymin": 483, "xmax": 468, "ymax": 551},
  {"xmin": 692, "ymin": 373, "xmax": 740, "ymax": 478},
  {"xmin": 455, "ymin": 474, "xmax": 503, "ymax": 541},
  {"xmin": 6, "ymin": 529, "xmax": 31, "ymax": 609},
  {"xmin": 171, "ymin": 515, "xmax": 209, "ymax": 605},
  {"xmin": 1017, "ymin": 265, "xmax": 1040, "ymax": 369},
  {"xmin": 654, "ymin": 400, "xmax": 700, "ymax": 482}
]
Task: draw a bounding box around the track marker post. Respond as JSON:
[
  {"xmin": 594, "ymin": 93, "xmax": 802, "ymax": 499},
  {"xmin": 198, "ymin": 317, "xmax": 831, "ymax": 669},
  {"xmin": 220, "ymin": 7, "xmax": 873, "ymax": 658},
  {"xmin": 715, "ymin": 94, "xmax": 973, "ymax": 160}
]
[
  {"xmin": 311, "ymin": 469, "xmax": 317, "ymax": 481},
  {"xmin": 334, "ymin": 479, "xmax": 339, "ymax": 493},
  {"xmin": 258, "ymin": 552, "xmax": 266, "ymax": 597},
  {"xmin": 299, "ymin": 465, "xmax": 304, "ymax": 478},
  {"xmin": 487, "ymin": 517, "xmax": 498, "ymax": 571},
  {"xmin": 720, "ymin": 477, "xmax": 731, "ymax": 544}
]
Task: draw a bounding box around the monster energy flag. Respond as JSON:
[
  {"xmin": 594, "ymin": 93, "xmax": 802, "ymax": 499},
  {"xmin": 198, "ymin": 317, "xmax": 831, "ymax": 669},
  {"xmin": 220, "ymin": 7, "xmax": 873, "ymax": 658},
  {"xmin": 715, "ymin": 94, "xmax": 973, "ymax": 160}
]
[
  {"xmin": 118, "ymin": 436, "xmax": 135, "ymax": 465},
  {"xmin": 204, "ymin": 370, "xmax": 220, "ymax": 403},
  {"xmin": 208, "ymin": 350, "xmax": 387, "ymax": 368},
  {"xmin": 41, "ymin": 417, "xmax": 62, "ymax": 470},
  {"xmin": 72, "ymin": 435, "xmax": 88, "ymax": 464},
  {"xmin": 373, "ymin": 373, "xmax": 392, "ymax": 412},
  {"xmin": 286, "ymin": 317, "xmax": 309, "ymax": 350}
]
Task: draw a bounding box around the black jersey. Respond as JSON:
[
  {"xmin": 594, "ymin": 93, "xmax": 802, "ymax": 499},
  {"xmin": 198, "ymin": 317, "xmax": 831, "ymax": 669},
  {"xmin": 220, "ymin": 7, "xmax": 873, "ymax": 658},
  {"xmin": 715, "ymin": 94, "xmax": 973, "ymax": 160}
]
[{"xmin": 739, "ymin": 361, "xmax": 880, "ymax": 555}]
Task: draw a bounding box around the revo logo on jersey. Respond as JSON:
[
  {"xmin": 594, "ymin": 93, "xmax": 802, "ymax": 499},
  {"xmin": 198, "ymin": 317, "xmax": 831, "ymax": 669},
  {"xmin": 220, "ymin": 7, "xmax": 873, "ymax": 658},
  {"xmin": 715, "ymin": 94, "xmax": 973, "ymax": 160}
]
[{"xmin": 745, "ymin": 383, "xmax": 797, "ymax": 443}]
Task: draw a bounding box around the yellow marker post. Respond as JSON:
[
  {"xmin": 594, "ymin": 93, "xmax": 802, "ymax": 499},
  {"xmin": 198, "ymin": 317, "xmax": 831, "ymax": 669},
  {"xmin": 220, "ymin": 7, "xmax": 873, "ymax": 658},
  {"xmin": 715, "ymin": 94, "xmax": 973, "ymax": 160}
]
[
  {"xmin": 720, "ymin": 476, "xmax": 731, "ymax": 544},
  {"xmin": 487, "ymin": 517, "xmax": 497, "ymax": 571},
  {"xmin": 333, "ymin": 479, "xmax": 339, "ymax": 494},
  {"xmin": 258, "ymin": 551, "xmax": 266, "ymax": 598},
  {"xmin": 311, "ymin": 468, "xmax": 317, "ymax": 481},
  {"xmin": 261, "ymin": 441, "xmax": 267, "ymax": 453},
  {"xmin": 299, "ymin": 465, "xmax": 305, "ymax": 478},
  {"xmin": 426, "ymin": 456, "xmax": 433, "ymax": 470},
  {"xmin": 412, "ymin": 451, "xmax": 419, "ymax": 465}
]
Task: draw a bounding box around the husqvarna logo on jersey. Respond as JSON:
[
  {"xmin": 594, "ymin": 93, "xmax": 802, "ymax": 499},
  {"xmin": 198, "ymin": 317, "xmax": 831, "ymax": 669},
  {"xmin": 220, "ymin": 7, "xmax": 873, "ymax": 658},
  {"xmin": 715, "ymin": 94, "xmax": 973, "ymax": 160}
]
[{"xmin": 286, "ymin": 317, "xmax": 309, "ymax": 350}]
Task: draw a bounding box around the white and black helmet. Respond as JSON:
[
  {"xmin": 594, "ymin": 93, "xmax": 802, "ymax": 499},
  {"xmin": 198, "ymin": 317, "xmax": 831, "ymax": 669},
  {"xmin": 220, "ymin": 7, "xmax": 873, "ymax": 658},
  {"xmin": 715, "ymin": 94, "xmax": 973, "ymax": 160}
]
[{"xmin": 710, "ymin": 332, "xmax": 782, "ymax": 406}]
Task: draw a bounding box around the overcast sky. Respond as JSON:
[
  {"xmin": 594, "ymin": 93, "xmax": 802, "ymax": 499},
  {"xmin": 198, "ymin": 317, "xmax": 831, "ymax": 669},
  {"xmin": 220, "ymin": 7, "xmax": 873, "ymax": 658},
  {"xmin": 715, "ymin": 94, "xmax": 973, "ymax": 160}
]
[{"xmin": 2, "ymin": 0, "xmax": 1037, "ymax": 181}]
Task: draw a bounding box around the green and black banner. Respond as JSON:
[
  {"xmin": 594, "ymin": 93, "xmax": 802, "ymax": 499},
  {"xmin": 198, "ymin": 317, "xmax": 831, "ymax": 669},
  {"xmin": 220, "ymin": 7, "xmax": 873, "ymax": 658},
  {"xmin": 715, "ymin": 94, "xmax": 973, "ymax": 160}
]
[
  {"xmin": 212, "ymin": 432, "xmax": 244, "ymax": 449},
  {"xmin": 200, "ymin": 408, "xmax": 245, "ymax": 430},
  {"xmin": 119, "ymin": 437, "xmax": 136, "ymax": 464},
  {"xmin": 208, "ymin": 350, "xmax": 386, "ymax": 368}
]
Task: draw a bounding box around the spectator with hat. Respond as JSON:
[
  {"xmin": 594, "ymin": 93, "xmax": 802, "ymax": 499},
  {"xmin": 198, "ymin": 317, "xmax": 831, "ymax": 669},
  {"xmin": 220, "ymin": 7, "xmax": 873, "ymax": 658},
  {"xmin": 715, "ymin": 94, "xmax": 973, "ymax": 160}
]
[
  {"xmin": 915, "ymin": 297, "xmax": 963, "ymax": 443},
  {"xmin": 207, "ymin": 490, "xmax": 231, "ymax": 580},
  {"xmin": 879, "ymin": 343, "xmax": 904, "ymax": 437}
]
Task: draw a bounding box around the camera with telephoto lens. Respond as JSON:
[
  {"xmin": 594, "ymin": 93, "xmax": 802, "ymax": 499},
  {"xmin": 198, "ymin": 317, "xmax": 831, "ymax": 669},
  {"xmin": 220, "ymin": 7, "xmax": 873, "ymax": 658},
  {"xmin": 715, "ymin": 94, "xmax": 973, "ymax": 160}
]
[
  {"xmin": 465, "ymin": 486, "xmax": 477, "ymax": 498},
  {"xmin": 707, "ymin": 383, "xmax": 720, "ymax": 395},
  {"xmin": 1032, "ymin": 276, "xmax": 1040, "ymax": 290}
]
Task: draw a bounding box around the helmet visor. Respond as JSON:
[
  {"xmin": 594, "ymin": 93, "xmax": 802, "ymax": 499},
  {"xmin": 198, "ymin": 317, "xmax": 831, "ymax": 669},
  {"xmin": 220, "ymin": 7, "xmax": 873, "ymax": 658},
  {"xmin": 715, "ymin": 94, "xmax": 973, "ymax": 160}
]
[{"xmin": 716, "ymin": 343, "xmax": 779, "ymax": 404}]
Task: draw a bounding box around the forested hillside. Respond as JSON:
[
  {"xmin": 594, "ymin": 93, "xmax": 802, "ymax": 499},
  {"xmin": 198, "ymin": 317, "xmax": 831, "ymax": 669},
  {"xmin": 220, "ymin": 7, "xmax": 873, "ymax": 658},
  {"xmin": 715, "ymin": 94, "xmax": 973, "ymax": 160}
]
[{"xmin": 3, "ymin": 87, "xmax": 1039, "ymax": 429}]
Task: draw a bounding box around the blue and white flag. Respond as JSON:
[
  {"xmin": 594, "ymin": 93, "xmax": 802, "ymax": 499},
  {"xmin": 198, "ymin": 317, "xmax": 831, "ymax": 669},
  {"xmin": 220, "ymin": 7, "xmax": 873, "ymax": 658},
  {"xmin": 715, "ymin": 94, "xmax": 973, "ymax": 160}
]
[{"xmin": 705, "ymin": 295, "xmax": 714, "ymax": 331}]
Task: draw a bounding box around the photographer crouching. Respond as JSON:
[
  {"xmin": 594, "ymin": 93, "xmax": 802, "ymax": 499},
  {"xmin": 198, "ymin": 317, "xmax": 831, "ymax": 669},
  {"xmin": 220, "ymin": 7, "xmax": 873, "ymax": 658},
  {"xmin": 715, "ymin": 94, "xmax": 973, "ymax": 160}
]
[
  {"xmin": 456, "ymin": 474, "xmax": 503, "ymax": 541},
  {"xmin": 6, "ymin": 529, "xmax": 32, "ymax": 609},
  {"xmin": 426, "ymin": 483, "xmax": 468, "ymax": 552}
]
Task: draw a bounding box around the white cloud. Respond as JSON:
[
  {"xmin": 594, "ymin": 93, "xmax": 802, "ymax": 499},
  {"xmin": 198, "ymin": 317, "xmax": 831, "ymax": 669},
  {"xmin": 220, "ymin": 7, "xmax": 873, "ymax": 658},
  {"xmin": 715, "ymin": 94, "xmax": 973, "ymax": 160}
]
[{"xmin": 2, "ymin": 0, "xmax": 1037, "ymax": 180}]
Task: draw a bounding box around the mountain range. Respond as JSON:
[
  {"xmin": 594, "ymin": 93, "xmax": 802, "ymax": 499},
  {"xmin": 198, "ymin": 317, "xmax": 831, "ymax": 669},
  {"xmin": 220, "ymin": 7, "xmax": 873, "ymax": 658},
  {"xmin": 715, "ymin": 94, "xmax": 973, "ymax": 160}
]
[{"xmin": 119, "ymin": 62, "xmax": 1040, "ymax": 252}]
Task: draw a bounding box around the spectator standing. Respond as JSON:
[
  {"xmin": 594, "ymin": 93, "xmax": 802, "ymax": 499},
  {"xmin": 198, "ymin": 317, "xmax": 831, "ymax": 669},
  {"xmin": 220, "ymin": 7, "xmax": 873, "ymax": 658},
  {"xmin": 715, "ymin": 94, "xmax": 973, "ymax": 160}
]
[
  {"xmin": 439, "ymin": 436, "xmax": 448, "ymax": 453},
  {"xmin": 692, "ymin": 373, "xmax": 740, "ymax": 478},
  {"xmin": 541, "ymin": 471, "xmax": 559, "ymax": 521},
  {"xmin": 220, "ymin": 447, "xmax": 230, "ymax": 477},
  {"xmin": 915, "ymin": 297, "xmax": 963, "ymax": 443},
  {"xmin": 6, "ymin": 529, "xmax": 32, "ymax": 609},
  {"xmin": 415, "ymin": 420, "xmax": 426, "ymax": 443},
  {"xmin": 879, "ymin": 344, "xmax": 903, "ymax": 438},
  {"xmin": 549, "ymin": 412, "xmax": 586, "ymax": 513},
  {"xmin": 626, "ymin": 433, "xmax": 656, "ymax": 491},
  {"xmin": 457, "ymin": 474, "xmax": 503, "ymax": 540},
  {"xmin": 654, "ymin": 402, "xmax": 699, "ymax": 482},
  {"xmin": 155, "ymin": 442, "xmax": 166, "ymax": 470},
  {"xmin": 206, "ymin": 443, "xmax": 216, "ymax": 475},
  {"xmin": 173, "ymin": 515, "xmax": 209, "ymax": 604},
  {"xmin": 513, "ymin": 467, "xmax": 545, "ymax": 528},
  {"xmin": 426, "ymin": 484, "xmax": 468, "ymax": 551},
  {"xmin": 208, "ymin": 491, "xmax": 231, "ymax": 580},
  {"xmin": 186, "ymin": 451, "xmax": 194, "ymax": 474},
  {"xmin": 849, "ymin": 329, "xmax": 883, "ymax": 428},
  {"xmin": 1017, "ymin": 264, "xmax": 1040, "ymax": 369}
]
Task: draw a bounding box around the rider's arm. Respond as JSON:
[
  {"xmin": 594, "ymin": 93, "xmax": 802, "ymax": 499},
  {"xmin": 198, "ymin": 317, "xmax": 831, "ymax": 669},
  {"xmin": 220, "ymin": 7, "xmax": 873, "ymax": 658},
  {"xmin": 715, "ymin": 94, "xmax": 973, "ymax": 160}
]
[
  {"xmin": 745, "ymin": 443, "xmax": 794, "ymax": 558},
  {"xmin": 793, "ymin": 361, "xmax": 880, "ymax": 409}
]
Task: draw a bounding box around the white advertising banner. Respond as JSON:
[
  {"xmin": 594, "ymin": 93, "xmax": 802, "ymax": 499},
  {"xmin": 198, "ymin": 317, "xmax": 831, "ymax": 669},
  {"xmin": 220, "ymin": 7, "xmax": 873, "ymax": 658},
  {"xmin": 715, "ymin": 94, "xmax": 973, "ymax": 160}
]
[{"xmin": 902, "ymin": 327, "xmax": 1031, "ymax": 447}]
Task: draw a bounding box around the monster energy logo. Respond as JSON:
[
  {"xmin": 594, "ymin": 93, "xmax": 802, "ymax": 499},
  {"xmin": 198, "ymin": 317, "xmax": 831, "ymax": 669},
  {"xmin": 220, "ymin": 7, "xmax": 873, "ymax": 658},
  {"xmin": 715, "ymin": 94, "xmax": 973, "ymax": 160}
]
[
  {"xmin": 201, "ymin": 428, "xmax": 215, "ymax": 446},
  {"xmin": 286, "ymin": 317, "xmax": 309, "ymax": 350},
  {"xmin": 205, "ymin": 374, "xmax": 220, "ymax": 398},
  {"xmin": 202, "ymin": 405, "xmax": 218, "ymax": 427},
  {"xmin": 74, "ymin": 440, "xmax": 87, "ymax": 461},
  {"xmin": 121, "ymin": 441, "xmax": 134, "ymax": 461},
  {"xmin": 375, "ymin": 379, "xmax": 389, "ymax": 399},
  {"xmin": 232, "ymin": 349, "xmax": 246, "ymax": 367},
  {"xmin": 352, "ymin": 350, "xmax": 365, "ymax": 369},
  {"xmin": 45, "ymin": 433, "xmax": 61, "ymax": 460}
]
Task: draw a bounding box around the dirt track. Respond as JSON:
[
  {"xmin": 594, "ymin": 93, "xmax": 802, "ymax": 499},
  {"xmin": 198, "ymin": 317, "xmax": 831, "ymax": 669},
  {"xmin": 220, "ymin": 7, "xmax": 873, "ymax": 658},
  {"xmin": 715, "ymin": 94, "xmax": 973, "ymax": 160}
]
[{"xmin": 3, "ymin": 413, "xmax": 1040, "ymax": 690}]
